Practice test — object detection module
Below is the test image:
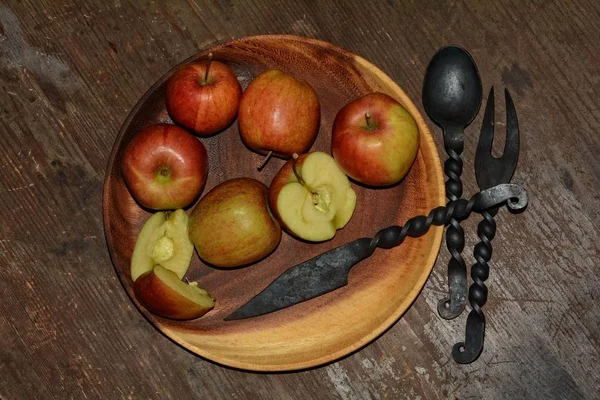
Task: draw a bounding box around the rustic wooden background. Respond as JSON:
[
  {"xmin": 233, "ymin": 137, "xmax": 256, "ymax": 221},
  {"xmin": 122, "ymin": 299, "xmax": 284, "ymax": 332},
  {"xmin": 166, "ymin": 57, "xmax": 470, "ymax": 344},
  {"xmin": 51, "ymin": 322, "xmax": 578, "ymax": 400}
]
[{"xmin": 1, "ymin": 0, "xmax": 598, "ymax": 399}]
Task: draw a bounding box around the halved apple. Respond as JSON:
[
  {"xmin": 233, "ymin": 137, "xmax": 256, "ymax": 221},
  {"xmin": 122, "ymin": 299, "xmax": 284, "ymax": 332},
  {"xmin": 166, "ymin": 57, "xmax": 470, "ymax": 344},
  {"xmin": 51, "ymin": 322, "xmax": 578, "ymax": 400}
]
[
  {"xmin": 134, "ymin": 265, "xmax": 214, "ymax": 320},
  {"xmin": 268, "ymin": 151, "xmax": 357, "ymax": 242},
  {"xmin": 130, "ymin": 209, "xmax": 194, "ymax": 281}
]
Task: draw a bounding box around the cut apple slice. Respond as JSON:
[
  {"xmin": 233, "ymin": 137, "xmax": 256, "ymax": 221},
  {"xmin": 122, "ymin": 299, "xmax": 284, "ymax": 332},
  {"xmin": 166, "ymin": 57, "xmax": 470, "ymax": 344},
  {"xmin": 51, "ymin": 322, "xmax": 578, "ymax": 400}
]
[
  {"xmin": 269, "ymin": 152, "xmax": 357, "ymax": 242},
  {"xmin": 134, "ymin": 265, "xmax": 214, "ymax": 320},
  {"xmin": 130, "ymin": 209, "xmax": 194, "ymax": 282},
  {"xmin": 157, "ymin": 209, "xmax": 194, "ymax": 279},
  {"xmin": 130, "ymin": 212, "xmax": 167, "ymax": 281}
]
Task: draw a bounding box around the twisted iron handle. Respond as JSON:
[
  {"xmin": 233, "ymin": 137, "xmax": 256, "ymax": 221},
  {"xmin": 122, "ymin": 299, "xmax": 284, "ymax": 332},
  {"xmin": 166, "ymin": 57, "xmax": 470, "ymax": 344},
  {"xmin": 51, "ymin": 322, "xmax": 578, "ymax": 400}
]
[
  {"xmin": 453, "ymin": 207, "xmax": 498, "ymax": 363},
  {"xmin": 438, "ymin": 127, "xmax": 468, "ymax": 319},
  {"xmin": 368, "ymin": 197, "xmax": 468, "ymax": 253},
  {"xmin": 365, "ymin": 184, "xmax": 526, "ymax": 257}
]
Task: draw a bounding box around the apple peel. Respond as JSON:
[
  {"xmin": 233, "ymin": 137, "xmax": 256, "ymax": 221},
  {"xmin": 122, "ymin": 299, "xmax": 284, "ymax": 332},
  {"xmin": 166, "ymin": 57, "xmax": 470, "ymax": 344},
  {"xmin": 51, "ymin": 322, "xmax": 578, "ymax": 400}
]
[{"xmin": 134, "ymin": 265, "xmax": 214, "ymax": 320}]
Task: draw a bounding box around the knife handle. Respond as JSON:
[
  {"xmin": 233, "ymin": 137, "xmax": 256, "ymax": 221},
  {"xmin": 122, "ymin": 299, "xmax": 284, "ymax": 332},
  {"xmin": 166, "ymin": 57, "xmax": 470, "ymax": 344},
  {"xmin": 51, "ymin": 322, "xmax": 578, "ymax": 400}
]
[
  {"xmin": 369, "ymin": 200, "xmax": 468, "ymax": 252},
  {"xmin": 368, "ymin": 183, "xmax": 527, "ymax": 253}
]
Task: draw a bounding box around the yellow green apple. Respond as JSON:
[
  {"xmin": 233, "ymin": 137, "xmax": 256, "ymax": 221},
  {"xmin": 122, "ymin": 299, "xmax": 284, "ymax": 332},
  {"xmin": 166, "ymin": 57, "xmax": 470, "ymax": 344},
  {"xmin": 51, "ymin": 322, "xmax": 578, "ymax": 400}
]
[{"xmin": 188, "ymin": 178, "xmax": 282, "ymax": 268}]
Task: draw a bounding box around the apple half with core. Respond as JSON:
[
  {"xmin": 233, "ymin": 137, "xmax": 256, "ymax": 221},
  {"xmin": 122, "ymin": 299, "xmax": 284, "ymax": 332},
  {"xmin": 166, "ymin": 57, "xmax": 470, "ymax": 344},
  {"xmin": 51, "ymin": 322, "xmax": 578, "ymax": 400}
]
[
  {"xmin": 134, "ymin": 265, "xmax": 214, "ymax": 320},
  {"xmin": 189, "ymin": 178, "xmax": 282, "ymax": 268},
  {"xmin": 268, "ymin": 152, "xmax": 357, "ymax": 242},
  {"xmin": 121, "ymin": 124, "xmax": 208, "ymax": 210},
  {"xmin": 331, "ymin": 92, "xmax": 420, "ymax": 187},
  {"xmin": 130, "ymin": 209, "xmax": 194, "ymax": 282},
  {"xmin": 237, "ymin": 69, "xmax": 320, "ymax": 169},
  {"xmin": 166, "ymin": 54, "xmax": 242, "ymax": 136}
]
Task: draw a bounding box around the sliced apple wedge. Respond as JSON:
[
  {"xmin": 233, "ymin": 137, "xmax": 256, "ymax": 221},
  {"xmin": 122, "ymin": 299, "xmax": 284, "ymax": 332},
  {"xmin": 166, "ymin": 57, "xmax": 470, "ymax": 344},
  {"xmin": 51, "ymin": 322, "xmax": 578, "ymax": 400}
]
[
  {"xmin": 134, "ymin": 265, "xmax": 214, "ymax": 320},
  {"xmin": 130, "ymin": 209, "xmax": 194, "ymax": 281},
  {"xmin": 130, "ymin": 212, "xmax": 167, "ymax": 281},
  {"xmin": 269, "ymin": 152, "xmax": 357, "ymax": 242},
  {"xmin": 157, "ymin": 209, "xmax": 194, "ymax": 278}
]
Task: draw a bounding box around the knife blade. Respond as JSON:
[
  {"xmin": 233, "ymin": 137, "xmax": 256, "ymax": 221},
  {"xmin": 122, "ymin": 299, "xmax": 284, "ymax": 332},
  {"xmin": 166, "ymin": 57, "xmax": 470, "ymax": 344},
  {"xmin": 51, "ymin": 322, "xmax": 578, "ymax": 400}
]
[
  {"xmin": 224, "ymin": 183, "xmax": 527, "ymax": 321},
  {"xmin": 224, "ymin": 238, "xmax": 371, "ymax": 320}
]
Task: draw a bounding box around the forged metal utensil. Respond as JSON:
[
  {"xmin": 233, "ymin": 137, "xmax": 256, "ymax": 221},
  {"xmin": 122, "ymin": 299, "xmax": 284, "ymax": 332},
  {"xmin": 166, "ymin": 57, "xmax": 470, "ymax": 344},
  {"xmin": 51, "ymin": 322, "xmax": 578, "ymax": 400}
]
[
  {"xmin": 453, "ymin": 88, "xmax": 521, "ymax": 363},
  {"xmin": 422, "ymin": 46, "xmax": 483, "ymax": 319},
  {"xmin": 225, "ymin": 183, "xmax": 527, "ymax": 321}
]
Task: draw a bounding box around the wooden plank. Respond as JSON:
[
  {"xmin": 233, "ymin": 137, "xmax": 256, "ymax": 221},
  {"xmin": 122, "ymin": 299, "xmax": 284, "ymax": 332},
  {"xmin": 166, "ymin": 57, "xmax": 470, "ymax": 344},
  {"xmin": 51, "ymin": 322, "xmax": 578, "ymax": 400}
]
[{"xmin": 0, "ymin": 0, "xmax": 598, "ymax": 398}]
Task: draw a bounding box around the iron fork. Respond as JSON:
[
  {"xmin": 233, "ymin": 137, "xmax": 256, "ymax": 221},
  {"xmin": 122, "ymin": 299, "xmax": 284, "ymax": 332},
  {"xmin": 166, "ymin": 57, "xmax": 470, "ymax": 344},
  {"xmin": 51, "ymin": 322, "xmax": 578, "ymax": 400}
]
[{"xmin": 453, "ymin": 87, "xmax": 520, "ymax": 363}]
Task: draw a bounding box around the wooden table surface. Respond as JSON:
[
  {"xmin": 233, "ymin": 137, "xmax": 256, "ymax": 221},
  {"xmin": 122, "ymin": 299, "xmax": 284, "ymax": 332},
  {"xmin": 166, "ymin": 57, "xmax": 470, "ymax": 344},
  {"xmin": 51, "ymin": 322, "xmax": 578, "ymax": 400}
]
[{"xmin": 1, "ymin": 1, "xmax": 598, "ymax": 399}]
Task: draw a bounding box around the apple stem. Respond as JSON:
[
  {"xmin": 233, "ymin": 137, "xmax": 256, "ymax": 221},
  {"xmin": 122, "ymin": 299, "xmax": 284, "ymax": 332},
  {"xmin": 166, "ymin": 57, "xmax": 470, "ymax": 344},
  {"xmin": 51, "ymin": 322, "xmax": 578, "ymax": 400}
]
[
  {"xmin": 257, "ymin": 150, "xmax": 273, "ymax": 171},
  {"xmin": 365, "ymin": 112, "xmax": 373, "ymax": 130},
  {"xmin": 204, "ymin": 52, "xmax": 213, "ymax": 84},
  {"xmin": 291, "ymin": 153, "xmax": 307, "ymax": 186}
]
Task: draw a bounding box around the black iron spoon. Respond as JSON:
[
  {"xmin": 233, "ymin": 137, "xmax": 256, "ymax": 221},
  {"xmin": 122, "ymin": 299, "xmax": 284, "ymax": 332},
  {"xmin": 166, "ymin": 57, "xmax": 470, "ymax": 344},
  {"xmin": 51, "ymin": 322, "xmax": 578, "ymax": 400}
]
[{"xmin": 422, "ymin": 46, "xmax": 483, "ymax": 319}]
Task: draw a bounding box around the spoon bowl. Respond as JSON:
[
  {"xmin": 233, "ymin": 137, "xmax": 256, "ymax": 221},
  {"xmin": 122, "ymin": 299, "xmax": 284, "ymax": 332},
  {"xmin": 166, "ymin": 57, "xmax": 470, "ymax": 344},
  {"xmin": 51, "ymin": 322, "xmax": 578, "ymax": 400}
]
[{"xmin": 423, "ymin": 46, "xmax": 482, "ymax": 129}]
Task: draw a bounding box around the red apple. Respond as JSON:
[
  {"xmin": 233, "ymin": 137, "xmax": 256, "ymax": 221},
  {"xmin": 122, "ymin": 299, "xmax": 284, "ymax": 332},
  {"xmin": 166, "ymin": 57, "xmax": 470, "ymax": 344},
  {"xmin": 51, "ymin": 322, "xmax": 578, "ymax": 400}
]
[
  {"xmin": 238, "ymin": 69, "xmax": 320, "ymax": 166},
  {"xmin": 121, "ymin": 124, "xmax": 208, "ymax": 210},
  {"xmin": 331, "ymin": 92, "xmax": 420, "ymax": 187},
  {"xmin": 166, "ymin": 56, "xmax": 242, "ymax": 136}
]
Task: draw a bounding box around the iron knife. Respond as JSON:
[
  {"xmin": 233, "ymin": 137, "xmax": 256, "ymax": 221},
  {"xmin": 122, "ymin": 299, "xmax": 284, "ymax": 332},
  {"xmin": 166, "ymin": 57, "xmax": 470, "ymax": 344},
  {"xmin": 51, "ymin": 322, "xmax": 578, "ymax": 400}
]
[{"xmin": 225, "ymin": 183, "xmax": 527, "ymax": 321}]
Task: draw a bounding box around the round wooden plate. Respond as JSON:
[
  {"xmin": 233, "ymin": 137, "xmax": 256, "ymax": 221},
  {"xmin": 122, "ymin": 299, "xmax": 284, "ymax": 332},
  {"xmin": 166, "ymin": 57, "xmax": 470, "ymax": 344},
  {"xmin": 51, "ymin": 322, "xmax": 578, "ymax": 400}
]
[{"xmin": 103, "ymin": 35, "xmax": 445, "ymax": 371}]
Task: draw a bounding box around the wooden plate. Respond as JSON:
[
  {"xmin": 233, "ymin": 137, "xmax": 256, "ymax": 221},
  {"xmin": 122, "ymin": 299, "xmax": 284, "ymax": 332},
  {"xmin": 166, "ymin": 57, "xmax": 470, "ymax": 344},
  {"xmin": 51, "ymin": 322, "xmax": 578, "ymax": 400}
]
[{"xmin": 103, "ymin": 35, "xmax": 445, "ymax": 371}]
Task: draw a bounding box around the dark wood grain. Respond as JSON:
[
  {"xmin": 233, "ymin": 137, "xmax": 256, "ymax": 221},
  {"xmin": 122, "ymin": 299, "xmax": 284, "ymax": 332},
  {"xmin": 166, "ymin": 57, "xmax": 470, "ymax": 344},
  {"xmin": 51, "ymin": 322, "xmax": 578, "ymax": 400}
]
[{"xmin": 1, "ymin": 0, "xmax": 598, "ymax": 398}]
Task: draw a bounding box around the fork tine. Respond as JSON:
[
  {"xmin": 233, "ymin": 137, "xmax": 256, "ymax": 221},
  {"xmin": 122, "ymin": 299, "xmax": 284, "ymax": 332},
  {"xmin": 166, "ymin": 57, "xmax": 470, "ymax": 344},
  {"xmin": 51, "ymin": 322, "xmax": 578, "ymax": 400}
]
[
  {"xmin": 476, "ymin": 87, "xmax": 521, "ymax": 188},
  {"xmin": 475, "ymin": 87, "xmax": 495, "ymax": 187},
  {"xmin": 502, "ymin": 88, "xmax": 520, "ymax": 180},
  {"xmin": 478, "ymin": 87, "xmax": 495, "ymax": 152}
]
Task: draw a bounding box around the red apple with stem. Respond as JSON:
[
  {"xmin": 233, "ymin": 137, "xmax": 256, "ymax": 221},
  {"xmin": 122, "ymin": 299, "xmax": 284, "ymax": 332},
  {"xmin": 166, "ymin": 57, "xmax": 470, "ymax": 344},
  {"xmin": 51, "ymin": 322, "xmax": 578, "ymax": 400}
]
[
  {"xmin": 331, "ymin": 92, "xmax": 420, "ymax": 187},
  {"xmin": 166, "ymin": 53, "xmax": 242, "ymax": 136},
  {"xmin": 238, "ymin": 69, "xmax": 321, "ymax": 169},
  {"xmin": 121, "ymin": 124, "xmax": 208, "ymax": 210}
]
